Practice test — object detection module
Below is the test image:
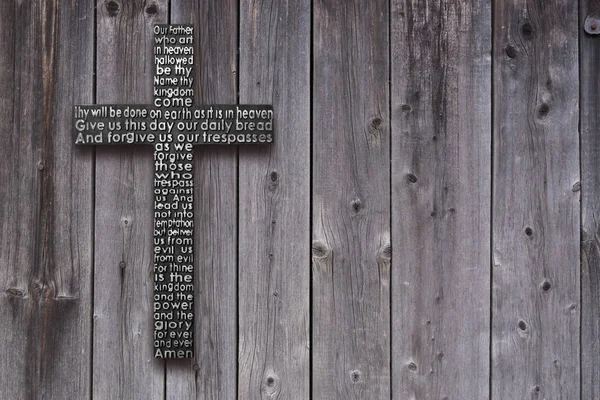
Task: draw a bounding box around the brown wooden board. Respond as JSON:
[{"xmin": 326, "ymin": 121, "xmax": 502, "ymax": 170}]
[
  {"xmin": 93, "ymin": 1, "xmax": 167, "ymax": 398},
  {"xmin": 312, "ymin": 1, "xmax": 391, "ymax": 398},
  {"xmin": 493, "ymin": 1, "xmax": 580, "ymax": 398},
  {"xmin": 0, "ymin": 1, "xmax": 94, "ymax": 398},
  {"xmin": 391, "ymin": 1, "xmax": 492, "ymax": 398},
  {"xmin": 238, "ymin": 0, "xmax": 311, "ymax": 398}
]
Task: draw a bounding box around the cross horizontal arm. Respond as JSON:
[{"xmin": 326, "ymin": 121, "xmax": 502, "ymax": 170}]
[{"xmin": 74, "ymin": 104, "xmax": 273, "ymax": 146}]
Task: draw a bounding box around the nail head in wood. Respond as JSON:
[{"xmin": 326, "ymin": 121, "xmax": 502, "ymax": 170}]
[{"xmin": 585, "ymin": 15, "xmax": 600, "ymax": 35}]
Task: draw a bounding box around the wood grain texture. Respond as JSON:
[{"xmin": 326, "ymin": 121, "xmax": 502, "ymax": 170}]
[
  {"xmin": 0, "ymin": 1, "xmax": 93, "ymax": 399},
  {"xmin": 391, "ymin": 1, "xmax": 491, "ymax": 398},
  {"xmin": 238, "ymin": 0, "xmax": 310, "ymax": 398},
  {"xmin": 93, "ymin": 1, "xmax": 166, "ymax": 398},
  {"xmin": 493, "ymin": 1, "xmax": 580, "ymax": 398},
  {"xmin": 312, "ymin": 0, "xmax": 391, "ymax": 398},
  {"xmin": 581, "ymin": 0, "xmax": 600, "ymax": 397},
  {"xmin": 167, "ymin": 1, "xmax": 239, "ymax": 399}
]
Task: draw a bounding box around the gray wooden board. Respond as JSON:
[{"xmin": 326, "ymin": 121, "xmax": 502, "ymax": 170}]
[
  {"xmin": 493, "ymin": 1, "xmax": 580, "ymax": 398},
  {"xmin": 166, "ymin": 1, "xmax": 239, "ymax": 399},
  {"xmin": 312, "ymin": 1, "xmax": 391, "ymax": 398},
  {"xmin": 581, "ymin": 0, "xmax": 600, "ymax": 397},
  {"xmin": 238, "ymin": 0, "xmax": 311, "ymax": 398},
  {"xmin": 93, "ymin": 1, "xmax": 167, "ymax": 398},
  {"xmin": 0, "ymin": 1, "xmax": 93, "ymax": 399},
  {"xmin": 391, "ymin": 1, "xmax": 492, "ymax": 398}
]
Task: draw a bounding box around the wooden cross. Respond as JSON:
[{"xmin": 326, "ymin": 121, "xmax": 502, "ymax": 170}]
[{"xmin": 73, "ymin": 24, "xmax": 273, "ymax": 358}]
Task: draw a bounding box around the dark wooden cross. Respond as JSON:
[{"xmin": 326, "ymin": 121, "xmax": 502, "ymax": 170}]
[{"xmin": 73, "ymin": 24, "xmax": 273, "ymax": 358}]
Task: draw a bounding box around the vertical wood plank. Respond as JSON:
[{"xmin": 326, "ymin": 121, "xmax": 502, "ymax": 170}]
[
  {"xmin": 238, "ymin": 0, "xmax": 311, "ymax": 398},
  {"xmin": 391, "ymin": 1, "xmax": 492, "ymax": 398},
  {"xmin": 0, "ymin": 1, "xmax": 93, "ymax": 399},
  {"xmin": 493, "ymin": 1, "xmax": 580, "ymax": 398},
  {"xmin": 167, "ymin": 1, "xmax": 239, "ymax": 398},
  {"xmin": 581, "ymin": 1, "xmax": 599, "ymax": 397},
  {"xmin": 312, "ymin": 1, "xmax": 391, "ymax": 398},
  {"xmin": 94, "ymin": 1, "xmax": 167, "ymax": 398}
]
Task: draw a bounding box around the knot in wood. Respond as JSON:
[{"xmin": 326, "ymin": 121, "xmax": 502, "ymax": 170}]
[
  {"xmin": 5, "ymin": 287, "xmax": 26, "ymax": 298},
  {"xmin": 350, "ymin": 198, "xmax": 363, "ymax": 213},
  {"xmin": 312, "ymin": 240, "xmax": 331, "ymax": 259},
  {"xmin": 378, "ymin": 243, "xmax": 392, "ymax": 262},
  {"xmin": 537, "ymin": 103, "xmax": 550, "ymax": 119},
  {"xmin": 521, "ymin": 21, "xmax": 534, "ymax": 40},
  {"xmin": 105, "ymin": 0, "xmax": 120, "ymax": 16},
  {"xmin": 505, "ymin": 45, "xmax": 517, "ymax": 59},
  {"xmin": 146, "ymin": 4, "xmax": 158, "ymax": 15},
  {"xmin": 541, "ymin": 280, "xmax": 552, "ymax": 292},
  {"xmin": 517, "ymin": 319, "xmax": 530, "ymax": 339},
  {"xmin": 267, "ymin": 170, "xmax": 279, "ymax": 191},
  {"xmin": 32, "ymin": 280, "xmax": 45, "ymax": 296},
  {"xmin": 262, "ymin": 371, "xmax": 279, "ymax": 395},
  {"xmin": 406, "ymin": 172, "xmax": 418, "ymax": 183}
]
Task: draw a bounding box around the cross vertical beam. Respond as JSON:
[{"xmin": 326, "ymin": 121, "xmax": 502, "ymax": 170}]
[{"xmin": 152, "ymin": 25, "xmax": 195, "ymax": 358}]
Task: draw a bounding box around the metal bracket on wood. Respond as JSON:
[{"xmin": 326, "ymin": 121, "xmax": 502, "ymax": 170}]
[{"xmin": 585, "ymin": 0, "xmax": 600, "ymax": 34}]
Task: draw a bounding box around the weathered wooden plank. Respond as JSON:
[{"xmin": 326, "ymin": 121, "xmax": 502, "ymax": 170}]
[
  {"xmin": 390, "ymin": 1, "xmax": 491, "ymax": 398},
  {"xmin": 238, "ymin": 0, "xmax": 310, "ymax": 398},
  {"xmin": 581, "ymin": 1, "xmax": 600, "ymax": 397},
  {"xmin": 493, "ymin": 1, "xmax": 580, "ymax": 398},
  {"xmin": 312, "ymin": 1, "xmax": 390, "ymax": 398},
  {"xmin": 93, "ymin": 1, "xmax": 167, "ymax": 398},
  {"xmin": 0, "ymin": 0, "xmax": 93, "ymax": 399},
  {"xmin": 166, "ymin": 1, "xmax": 239, "ymax": 399}
]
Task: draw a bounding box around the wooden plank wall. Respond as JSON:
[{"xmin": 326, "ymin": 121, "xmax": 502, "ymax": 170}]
[{"xmin": 0, "ymin": 0, "xmax": 594, "ymax": 399}]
